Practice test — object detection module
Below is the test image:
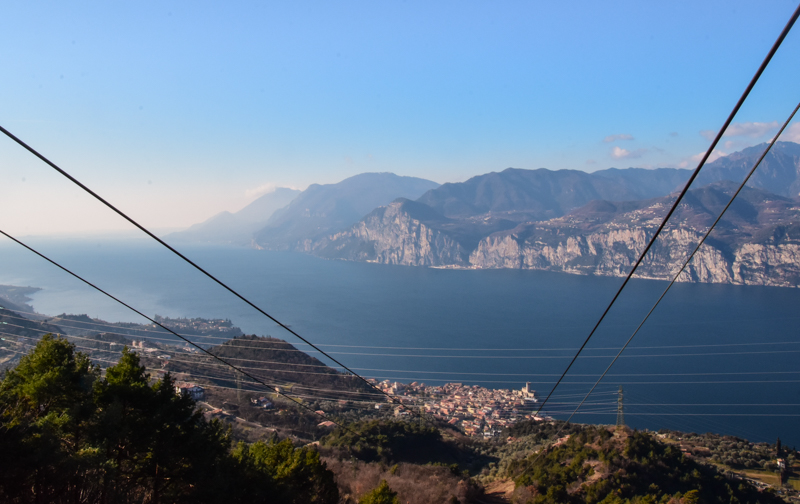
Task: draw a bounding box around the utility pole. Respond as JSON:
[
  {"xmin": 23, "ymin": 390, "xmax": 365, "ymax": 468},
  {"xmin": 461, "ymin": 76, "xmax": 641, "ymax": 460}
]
[
  {"xmin": 616, "ymin": 386, "xmax": 625, "ymax": 429},
  {"xmin": 235, "ymin": 369, "xmax": 243, "ymax": 405}
]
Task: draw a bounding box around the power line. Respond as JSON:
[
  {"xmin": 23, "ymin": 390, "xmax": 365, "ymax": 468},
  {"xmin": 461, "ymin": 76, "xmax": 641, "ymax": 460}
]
[
  {"xmin": 5, "ymin": 329, "xmax": 800, "ymax": 385},
  {"xmin": 528, "ymin": 102, "xmax": 800, "ymax": 464},
  {"xmin": 0, "ymin": 125, "xmax": 416, "ymax": 418},
  {"xmin": 7, "ymin": 332, "xmax": 391, "ymax": 399},
  {"xmin": 347, "ymin": 369, "xmax": 800, "ymax": 377},
  {"xmin": 7, "ymin": 320, "xmax": 800, "ymax": 360},
  {"xmin": 267, "ymin": 349, "xmax": 800, "ymax": 359},
  {"xmin": 0, "ymin": 229, "xmax": 359, "ymax": 435},
  {"xmin": 624, "ymin": 390, "xmax": 767, "ymax": 441},
  {"xmin": 6, "ymin": 307, "xmax": 800, "ymax": 353},
  {"xmin": 20, "ymin": 345, "xmax": 387, "ymax": 409},
  {"xmin": 8, "ymin": 338, "xmax": 388, "ymax": 406},
  {"xmin": 5, "ymin": 331, "xmax": 800, "ymax": 385},
  {"xmin": 10, "ymin": 333, "xmax": 800, "ymax": 385},
  {"xmin": 555, "ymin": 98, "xmax": 800, "ymax": 434},
  {"xmin": 562, "ymin": 413, "xmax": 800, "ymax": 418},
  {"xmin": 516, "ymin": 104, "xmax": 800, "ymax": 466},
  {"xmin": 535, "ymin": 2, "xmax": 800, "ymax": 416}
]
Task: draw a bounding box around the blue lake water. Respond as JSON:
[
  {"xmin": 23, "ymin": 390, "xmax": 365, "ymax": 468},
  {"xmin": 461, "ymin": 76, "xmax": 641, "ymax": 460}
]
[{"xmin": 2, "ymin": 236, "xmax": 799, "ymax": 446}]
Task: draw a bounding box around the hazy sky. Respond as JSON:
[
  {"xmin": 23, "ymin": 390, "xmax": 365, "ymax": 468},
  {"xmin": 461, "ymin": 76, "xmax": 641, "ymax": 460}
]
[{"xmin": 2, "ymin": 1, "xmax": 800, "ymax": 235}]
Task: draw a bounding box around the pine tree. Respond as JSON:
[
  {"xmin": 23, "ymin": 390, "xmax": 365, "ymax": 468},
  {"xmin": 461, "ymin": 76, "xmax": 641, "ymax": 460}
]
[
  {"xmin": 359, "ymin": 480, "xmax": 400, "ymax": 504},
  {"xmin": 0, "ymin": 335, "xmax": 339, "ymax": 504}
]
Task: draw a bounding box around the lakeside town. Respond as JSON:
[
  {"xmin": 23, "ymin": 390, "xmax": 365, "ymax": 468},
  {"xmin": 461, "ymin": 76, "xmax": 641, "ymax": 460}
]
[
  {"xmin": 172, "ymin": 372, "xmax": 545, "ymax": 438},
  {"xmin": 370, "ymin": 379, "xmax": 544, "ymax": 437},
  {"xmin": 173, "ymin": 375, "xmax": 545, "ymax": 438}
]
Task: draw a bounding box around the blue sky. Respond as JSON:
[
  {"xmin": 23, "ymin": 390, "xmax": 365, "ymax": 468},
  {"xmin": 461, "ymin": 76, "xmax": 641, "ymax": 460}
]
[{"xmin": 2, "ymin": 1, "xmax": 800, "ymax": 235}]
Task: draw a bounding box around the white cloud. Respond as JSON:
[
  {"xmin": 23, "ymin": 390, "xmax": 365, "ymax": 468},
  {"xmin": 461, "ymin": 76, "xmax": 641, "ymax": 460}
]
[
  {"xmin": 244, "ymin": 183, "xmax": 278, "ymax": 200},
  {"xmin": 603, "ymin": 133, "xmax": 634, "ymax": 143},
  {"xmin": 700, "ymin": 121, "xmax": 779, "ymax": 141},
  {"xmin": 778, "ymin": 122, "xmax": 800, "ymax": 143},
  {"xmin": 678, "ymin": 149, "xmax": 727, "ymax": 168},
  {"xmin": 726, "ymin": 121, "xmax": 779, "ymax": 137},
  {"xmin": 612, "ymin": 147, "xmax": 629, "ymax": 158},
  {"xmin": 611, "ymin": 146, "xmax": 646, "ymax": 159}
]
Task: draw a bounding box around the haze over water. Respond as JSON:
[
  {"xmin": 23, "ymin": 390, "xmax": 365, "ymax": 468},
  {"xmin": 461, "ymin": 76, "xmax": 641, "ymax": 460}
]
[{"xmin": 2, "ymin": 236, "xmax": 799, "ymax": 446}]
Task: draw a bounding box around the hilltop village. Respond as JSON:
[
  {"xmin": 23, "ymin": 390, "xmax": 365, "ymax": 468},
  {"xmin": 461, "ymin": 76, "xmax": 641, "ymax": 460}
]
[{"xmin": 370, "ymin": 379, "xmax": 543, "ymax": 437}]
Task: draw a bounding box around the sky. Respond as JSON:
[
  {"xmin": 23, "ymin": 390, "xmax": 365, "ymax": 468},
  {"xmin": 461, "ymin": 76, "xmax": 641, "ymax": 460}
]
[{"xmin": 2, "ymin": 1, "xmax": 800, "ymax": 236}]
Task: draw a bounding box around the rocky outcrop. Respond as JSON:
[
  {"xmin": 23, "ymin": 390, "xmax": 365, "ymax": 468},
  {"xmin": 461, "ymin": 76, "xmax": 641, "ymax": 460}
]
[
  {"xmin": 465, "ymin": 182, "xmax": 800, "ymax": 286},
  {"xmin": 311, "ymin": 201, "xmax": 468, "ymax": 266},
  {"xmin": 731, "ymin": 243, "xmax": 800, "ymax": 287},
  {"xmin": 467, "ymin": 224, "xmax": 800, "ymax": 287},
  {"xmin": 305, "ymin": 180, "xmax": 800, "ymax": 287},
  {"xmin": 468, "ymin": 226, "xmax": 742, "ymax": 283}
]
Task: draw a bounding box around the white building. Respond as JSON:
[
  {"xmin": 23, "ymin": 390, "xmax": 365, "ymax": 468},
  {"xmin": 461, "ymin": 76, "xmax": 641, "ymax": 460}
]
[{"xmin": 175, "ymin": 383, "xmax": 205, "ymax": 401}]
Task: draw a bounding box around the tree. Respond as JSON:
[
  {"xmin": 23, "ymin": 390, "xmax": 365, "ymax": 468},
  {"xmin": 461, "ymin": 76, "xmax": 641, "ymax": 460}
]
[
  {"xmin": 323, "ymin": 419, "xmax": 445, "ymax": 463},
  {"xmin": 359, "ymin": 480, "xmax": 399, "ymax": 504},
  {"xmin": 92, "ymin": 347, "xmax": 230, "ymax": 503},
  {"xmin": 233, "ymin": 438, "xmax": 338, "ymax": 504},
  {"xmin": 0, "ymin": 336, "xmax": 339, "ymax": 504},
  {"xmin": 0, "ymin": 334, "xmax": 98, "ymax": 503}
]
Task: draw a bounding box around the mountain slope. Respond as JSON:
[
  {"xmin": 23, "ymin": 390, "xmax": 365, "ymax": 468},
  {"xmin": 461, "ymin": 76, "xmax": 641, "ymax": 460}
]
[
  {"xmin": 471, "ymin": 181, "xmax": 800, "ymax": 286},
  {"xmin": 401, "ymin": 141, "xmax": 800, "ymax": 224},
  {"xmin": 311, "ymin": 199, "xmax": 471, "ymax": 266},
  {"xmin": 416, "ymin": 167, "xmax": 691, "ymax": 221},
  {"xmin": 310, "ymin": 198, "xmax": 518, "ymax": 266},
  {"xmin": 166, "ymin": 187, "xmax": 300, "ymax": 245},
  {"xmin": 302, "ymin": 143, "xmax": 800, "ymax": 286},
  {"xmin": 253, "ymin": 173, "xmax": 439, "ymax": 250},
  {"xmin": 309, "ymin": 181, "xmax": 800, "ymax": 286},
  {"xmin": 695, "ymin": 141, "xmax": 800, "ymax": 198},
  {"xmin": 506, "ymin": 426, "xmax": 784, "ymax": 504}
]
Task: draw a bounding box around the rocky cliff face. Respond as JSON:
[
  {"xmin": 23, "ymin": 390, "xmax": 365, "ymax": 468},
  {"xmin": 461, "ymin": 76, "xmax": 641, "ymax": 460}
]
[
  {"xmin": 469, "ymin": 228, "xmax": 800, "ymax": 287},
  {"xmin": 309, "ymin": 182, "xmax": 800, "ymax": 288},
  {"xmin": 311, "ymin": 201, "xmax": 468, "ymax": 266},
  {"xmin": 731, "ymin": 243, "xmax": 800, "ymax": 287},
  {"xmin": 466, "ymin": 182, "xmax": 800, "ymax": 286}
]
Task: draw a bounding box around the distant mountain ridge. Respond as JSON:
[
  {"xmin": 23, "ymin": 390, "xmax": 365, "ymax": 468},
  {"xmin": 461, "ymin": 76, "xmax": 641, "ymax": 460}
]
[
  {"xmin": 416, "ymin": 166, "xmax": 692, "ymax": 221},
  {"xmin": 170, "ymin": 142, "xmax": 800, "ymax": 286},
  {"xmin": 304, "ymin": 142, "xmax": 800, "ymax": 286},
  {"xmin": 258, "ymin": 166, "xmax": 695, "ymax": 257},
  {"xmin": 252, "ymin": 172, "xmax": 440, "ymax": 250},
  {"xmin": 470, "ymin": 181, "xmax": 800, "ymax": 286},
  {"xmin": 166, "ymin": 187, "xmax": 301, "ymax": 246},
  {"xmin": 310, "ymin": 181, "xmax": 800, "ymax": 286},
  {"xmin": 694, "ymin": 141, "xmax": 800, "ymax": 198}
]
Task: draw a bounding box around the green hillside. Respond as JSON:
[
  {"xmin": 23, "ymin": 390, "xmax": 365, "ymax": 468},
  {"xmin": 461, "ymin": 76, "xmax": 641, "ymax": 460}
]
[{"xmin": 506, "ymin": 426, "xmax": 786, "ymax": 504}]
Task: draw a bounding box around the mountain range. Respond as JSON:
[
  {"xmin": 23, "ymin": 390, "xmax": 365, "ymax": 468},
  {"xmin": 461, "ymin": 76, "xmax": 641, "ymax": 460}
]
[
  {"xmin": 414, "ymin": 166, "xmax": 691, "ymax": 221},
  {"xmin": 469, "ymin": 181, "xmax": 800, "ymax": 286},
  {"xmin": 252, "ymin": 172, "xmax": 439, "ymax": 250},
  {"xmin": 170, "ymin": 141, "xmax": 800, "ymax": 286},
  {"xmin": 166, "ymin": 187, "xmax": 301, "ymax": 245}
]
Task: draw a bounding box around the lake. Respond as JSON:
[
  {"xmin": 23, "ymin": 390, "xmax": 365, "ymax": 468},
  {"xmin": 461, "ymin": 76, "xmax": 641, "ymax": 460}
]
[{"xmin": 2, "ymin": 235, "xmax": 799, "ymax": 446}]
